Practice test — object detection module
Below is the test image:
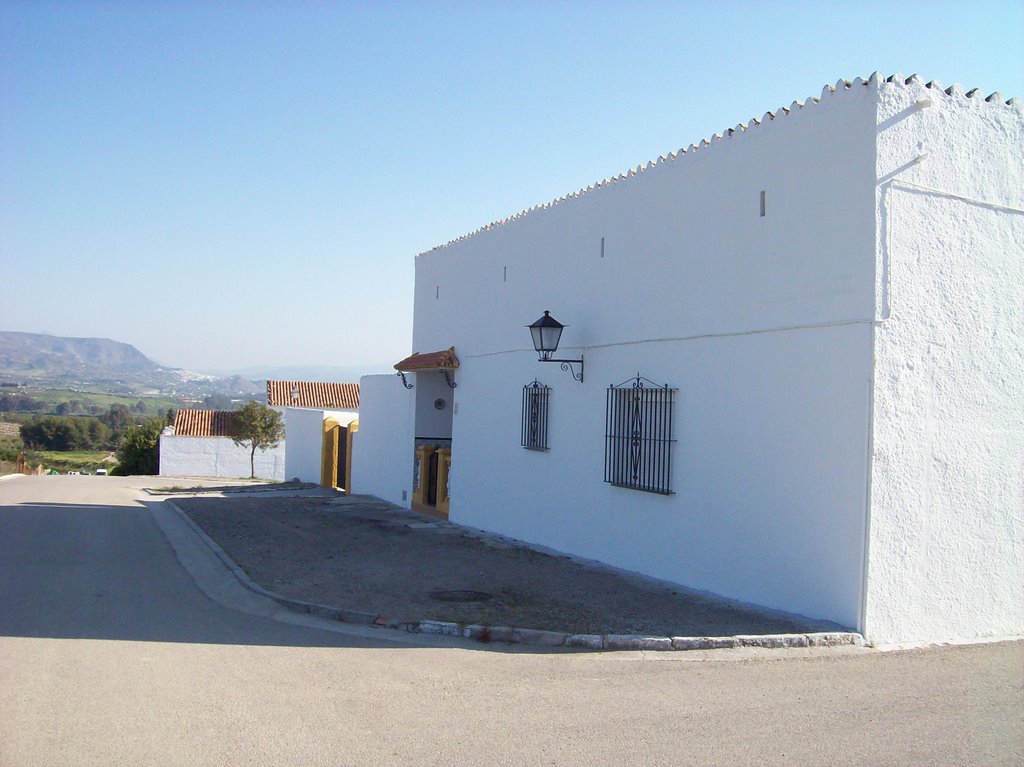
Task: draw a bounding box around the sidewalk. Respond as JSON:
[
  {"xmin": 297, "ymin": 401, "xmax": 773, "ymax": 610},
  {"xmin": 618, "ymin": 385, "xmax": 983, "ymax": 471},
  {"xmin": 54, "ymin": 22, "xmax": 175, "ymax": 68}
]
[{"xmin": 163, "ymin": 484, "xmax": 863, "ymax": 651}]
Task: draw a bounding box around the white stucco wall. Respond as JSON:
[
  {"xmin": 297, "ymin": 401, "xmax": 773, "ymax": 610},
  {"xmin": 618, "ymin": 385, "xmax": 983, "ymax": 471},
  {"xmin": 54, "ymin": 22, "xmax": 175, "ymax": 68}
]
[
  {"xmin": 410, "ymin": 81, "xmax": 880, "ymax": 629},
  {"xmin": 414, "ymin": 372, "xmax": 455, "ymax": 439},
  {"xmin": 452, "ymin": 328, "xmax": 873, "ymax": 627},
  {"xmin": 359, "ymin": 75, "xmax": 1021, "ymax": 641},
  {"xmin": 865, "ymin": 79, "xmax": 1024, "ymax": 643},
  {"xmin": 159, "ymin": 436, "xmax": 285, "ymax": 480},
  {"xmin": 282, "ymin": 407, "xmax": 358, "ymax": 484},
  {"xmin": 351, "ymin": 374, "xmax": 415, "ymax": 507}
]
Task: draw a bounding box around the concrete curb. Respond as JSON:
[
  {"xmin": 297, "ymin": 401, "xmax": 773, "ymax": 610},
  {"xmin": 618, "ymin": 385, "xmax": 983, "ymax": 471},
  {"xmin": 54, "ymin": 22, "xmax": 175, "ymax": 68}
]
[{"xmin": 164, "ymin": 499, "xmax": 865, "ymax": 653}]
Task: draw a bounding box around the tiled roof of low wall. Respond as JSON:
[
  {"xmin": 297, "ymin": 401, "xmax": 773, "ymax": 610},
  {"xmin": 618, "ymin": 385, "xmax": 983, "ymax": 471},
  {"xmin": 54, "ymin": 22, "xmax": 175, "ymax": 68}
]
[
  {"xmin": 172, "ymin": 409, "xmax": 235, "ymax": 437},
  {"xmin": 266, "ymin": 380, "xmax": 360, "ymax": 409}
]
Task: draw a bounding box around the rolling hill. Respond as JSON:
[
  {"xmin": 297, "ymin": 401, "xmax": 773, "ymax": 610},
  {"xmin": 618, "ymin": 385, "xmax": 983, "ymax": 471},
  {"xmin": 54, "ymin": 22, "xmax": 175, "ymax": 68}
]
[{"xmin": 0, "ymin": 331, "xmax": 261, "ymax": 397}]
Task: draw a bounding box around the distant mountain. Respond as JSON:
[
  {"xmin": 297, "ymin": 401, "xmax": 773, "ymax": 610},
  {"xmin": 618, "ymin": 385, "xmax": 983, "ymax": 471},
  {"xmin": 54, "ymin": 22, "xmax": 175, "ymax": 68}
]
[
  {"xmin": 0, "ymin": 331, "xmax": 262, "ymax": 398},
  {"xmin": 0, "ymin": 331, "xmax": 158, "ymax": 377}
]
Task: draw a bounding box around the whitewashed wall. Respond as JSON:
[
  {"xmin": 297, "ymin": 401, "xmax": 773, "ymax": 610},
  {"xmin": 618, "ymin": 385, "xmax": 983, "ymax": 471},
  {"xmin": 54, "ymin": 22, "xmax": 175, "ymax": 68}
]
[
  {"xmin": 351, "ymin": 374, "xmax": 414, "ymax": 506},
  {"xmin": 414, "ymin": 372, "xmax": 454, "ymax": 439},
  {"xmin": 282, "ymin": 407, "xmax": 358, "ymax": 483},
  {"xmin": 159, "ymin": 436, "xmax": 285, "ymax": 480},
  {"xmin": 414, "ymin": 82, "xmax": 880, "ymax": 629},
  {"xmin": 865, "ymin": 79, "xmax": 1024, "ymax": 643}
]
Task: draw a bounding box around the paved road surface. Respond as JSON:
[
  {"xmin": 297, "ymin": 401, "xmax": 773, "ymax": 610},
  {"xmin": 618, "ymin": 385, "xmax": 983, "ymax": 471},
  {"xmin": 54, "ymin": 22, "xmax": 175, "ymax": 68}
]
[{"xmin": 1, "ymin": 475, "xmax": 1021, "ymax": 766}]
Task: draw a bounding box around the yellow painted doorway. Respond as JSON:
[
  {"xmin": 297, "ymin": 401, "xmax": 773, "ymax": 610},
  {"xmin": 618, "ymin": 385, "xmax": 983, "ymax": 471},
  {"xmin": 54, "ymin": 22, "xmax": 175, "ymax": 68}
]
[{"xmin": 321, "ymin": 417, "xmax": 357, "ymax": 490}]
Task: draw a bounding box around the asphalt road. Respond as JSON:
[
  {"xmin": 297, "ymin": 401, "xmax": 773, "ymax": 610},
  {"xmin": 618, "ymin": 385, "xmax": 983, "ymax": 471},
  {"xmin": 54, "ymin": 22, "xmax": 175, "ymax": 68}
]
[{"xmin": 1, "ymin": 475, "xmax": 1021, "ymax": 766}]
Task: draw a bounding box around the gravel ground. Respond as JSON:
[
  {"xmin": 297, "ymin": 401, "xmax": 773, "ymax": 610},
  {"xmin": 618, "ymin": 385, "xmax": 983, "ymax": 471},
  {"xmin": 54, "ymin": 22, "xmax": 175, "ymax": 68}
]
[{"xmin": 175, "ymin": 492, "xmax": 836, "ymax": 637}]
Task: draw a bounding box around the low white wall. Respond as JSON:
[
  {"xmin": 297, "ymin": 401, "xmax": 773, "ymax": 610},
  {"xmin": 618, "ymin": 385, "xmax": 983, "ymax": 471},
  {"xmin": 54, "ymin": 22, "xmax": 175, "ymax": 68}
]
[
  {"xmin": 865, "ymin": 80, "xmax": 1024, "ymax": 643},
  {"xmin": 351, "ymin": 374, "xmax": 414, "ymax": 507},
  {"xmin": 159, "ymin": 436, "xmax": 285, "ymax": 481},
  {"xmin": 283, "ymin": 407, "xmax": 358, "ymax": 484}
]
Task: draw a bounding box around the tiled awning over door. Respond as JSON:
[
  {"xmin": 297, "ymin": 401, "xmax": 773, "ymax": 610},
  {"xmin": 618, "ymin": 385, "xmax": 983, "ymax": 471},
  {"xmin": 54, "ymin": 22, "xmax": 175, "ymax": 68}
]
[{"xmin": 394, "ymin": 347, "xmax": 459, "ymax": 372}]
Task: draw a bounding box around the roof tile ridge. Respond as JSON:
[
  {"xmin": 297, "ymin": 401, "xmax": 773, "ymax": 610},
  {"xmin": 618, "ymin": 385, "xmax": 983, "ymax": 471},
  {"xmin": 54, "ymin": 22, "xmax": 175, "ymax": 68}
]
[
  {"xmin": 886, "ymin": 71, "xmax": 1017, "ymax": 108},
  {"xmin": 417, "ymin": 71, "xmax": 1016, "ymax": 257}
]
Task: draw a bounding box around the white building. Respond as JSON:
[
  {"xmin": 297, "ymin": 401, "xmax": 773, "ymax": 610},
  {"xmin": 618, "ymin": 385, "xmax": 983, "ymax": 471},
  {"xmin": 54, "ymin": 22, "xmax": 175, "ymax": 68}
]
[
  {"xmin": 159, "ymin": 409, "xmax": 285, "ymax": 480},
  {"xmin": 267, "ymin": 380, "xmax": 359, "ymax": 487},
  {"xmin": 353, "ymin": 74, "xmax": 1023, "ymax": 645}
]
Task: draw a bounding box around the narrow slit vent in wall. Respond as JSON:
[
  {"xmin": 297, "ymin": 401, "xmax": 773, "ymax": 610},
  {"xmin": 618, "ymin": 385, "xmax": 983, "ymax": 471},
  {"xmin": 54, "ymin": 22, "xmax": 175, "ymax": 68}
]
[{"xmin": 760, "ymin": 190, "xmax": 766, "ymax": 217}]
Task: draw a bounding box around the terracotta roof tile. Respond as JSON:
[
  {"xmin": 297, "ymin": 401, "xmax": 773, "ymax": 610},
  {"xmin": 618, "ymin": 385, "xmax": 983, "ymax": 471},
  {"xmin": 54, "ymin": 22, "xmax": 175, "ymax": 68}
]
[
  {"xmin": 266, "ymin": 380, "xmax": 360, "ymax": 409},
  {"xmin": 394, "ymin": 347, "xmax": 459, "ymax": 371},
  {"xmin": 172, "ymin": 409, "xmax": 235, "ymax": 437}
]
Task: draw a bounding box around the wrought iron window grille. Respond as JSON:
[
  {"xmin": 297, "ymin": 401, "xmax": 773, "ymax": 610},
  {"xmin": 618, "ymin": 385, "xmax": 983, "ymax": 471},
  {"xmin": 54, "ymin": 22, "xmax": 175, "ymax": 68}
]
[
  {"xmin": 521, "ymin": 379, "xmax": 551, "ymax": 451},
  {"xmin": 604, "ymin": 374, "xmax": 677, "ymax": 495}
]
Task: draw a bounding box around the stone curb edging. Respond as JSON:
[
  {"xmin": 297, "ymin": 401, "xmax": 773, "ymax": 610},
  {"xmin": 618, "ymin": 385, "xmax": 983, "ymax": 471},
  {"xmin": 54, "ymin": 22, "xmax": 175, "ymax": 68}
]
[
  {"xmin": 165, "ymin": 500, "xmax": 865, "ymax": 652},
  {"xmin": 388, "ymin": 620, "xmax": 863, "ymax": 651}
]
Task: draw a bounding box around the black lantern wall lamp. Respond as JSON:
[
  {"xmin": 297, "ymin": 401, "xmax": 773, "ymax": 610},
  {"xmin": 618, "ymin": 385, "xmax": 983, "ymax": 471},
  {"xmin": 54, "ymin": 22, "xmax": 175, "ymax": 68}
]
[{"xmin": 528, "ymin": 310, "xmax": 583, "ymax": 382}]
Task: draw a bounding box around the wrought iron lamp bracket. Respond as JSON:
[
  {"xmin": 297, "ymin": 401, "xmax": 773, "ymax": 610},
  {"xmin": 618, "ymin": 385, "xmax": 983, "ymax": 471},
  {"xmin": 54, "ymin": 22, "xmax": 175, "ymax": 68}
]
[{"xmin": 539, "ymin": 355, "xmax": 583, "ymax": 383}]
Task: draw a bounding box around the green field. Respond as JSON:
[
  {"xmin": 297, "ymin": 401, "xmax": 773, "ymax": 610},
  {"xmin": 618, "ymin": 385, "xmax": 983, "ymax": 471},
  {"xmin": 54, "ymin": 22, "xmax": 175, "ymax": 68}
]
[
  {"xmin": 7, "ymin": 449, "xmax": 114, "ymax": 475},
  {"xmin": 23, "ymin": 387, "xmax": 180, "ymax": 412}
]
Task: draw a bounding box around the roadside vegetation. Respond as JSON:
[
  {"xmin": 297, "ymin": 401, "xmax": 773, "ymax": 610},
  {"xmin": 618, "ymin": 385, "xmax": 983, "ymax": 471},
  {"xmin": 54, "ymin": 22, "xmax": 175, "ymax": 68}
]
[
  {"xmin": 112, "ymin": 419, "xmax": 165, "ymax": 475},
  {"xmin": 0, "ymin": 398, "xmax": 175, "ymax": 476},
  {"xmin": 16, "ymin": 406, "xmax": 174, "ymax": 451},
  {"xmin": 230, "ymin": 402, "xmax": 285, "ymax": 478},
  {"xmin": 0, "ymin": 383, "xmax": 263, "ymax": 477},
  {"xmin": 18, "ymin": 450, "xmax": 113, "ymax": 475}
]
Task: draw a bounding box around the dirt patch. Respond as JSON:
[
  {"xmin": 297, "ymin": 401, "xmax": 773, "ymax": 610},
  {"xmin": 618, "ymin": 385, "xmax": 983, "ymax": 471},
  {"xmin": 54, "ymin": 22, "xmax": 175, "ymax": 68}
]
[{"xmin": 177, "ymin": 494, "xmax": 830, "ymax": 637}]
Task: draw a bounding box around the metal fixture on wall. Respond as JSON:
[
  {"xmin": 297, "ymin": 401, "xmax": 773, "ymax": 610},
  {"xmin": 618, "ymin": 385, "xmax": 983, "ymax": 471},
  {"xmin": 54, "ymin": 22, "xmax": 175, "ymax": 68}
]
[
  {"xmin": 604, "ymin": 374, "xmax": 677, "ymax": 495},
  {"xmin": 440, "ymin": 369, "xmax": 457, "ymax": 389},
  {"xmin": 527, "ymin": 310, "xmax": 584, "ymax": 382},
  {"xmin": 521, "ymin": 379, "xmax": 551, "ymax": 450},
  {"xmin": 397, "ymin": 371, "xmax": 414, "ymax": 389}
]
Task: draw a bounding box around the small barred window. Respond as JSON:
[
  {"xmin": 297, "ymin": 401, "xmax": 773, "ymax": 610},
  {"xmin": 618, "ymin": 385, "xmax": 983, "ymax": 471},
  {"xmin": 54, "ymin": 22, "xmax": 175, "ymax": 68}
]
[{"xmin": 521, "ymin": 380, "xmax": 551, "ymax": 451}]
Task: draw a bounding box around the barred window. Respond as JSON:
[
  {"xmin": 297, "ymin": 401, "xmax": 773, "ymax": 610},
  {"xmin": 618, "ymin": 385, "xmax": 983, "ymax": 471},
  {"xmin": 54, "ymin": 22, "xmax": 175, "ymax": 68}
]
[
  {"xmin": 521, "ymin": 380, "xmax": 551, "ymax": 451},
  {"xmin": 604, "ymin": 375, "xmax": 677, "ymax": 494}
]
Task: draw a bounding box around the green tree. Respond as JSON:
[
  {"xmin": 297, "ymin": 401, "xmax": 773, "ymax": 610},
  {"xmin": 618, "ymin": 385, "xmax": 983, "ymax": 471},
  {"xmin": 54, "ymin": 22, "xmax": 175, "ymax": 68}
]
[
  {"xmin": 200, "ymin": 393, "xmax": 235, "ymax": 410},
  {"xmin": 0, "ymin": 393, "xmax": 44, "ymax": 412},
  {"xmin": 101, "ymin": 404, "xmax": 136, "ymax": 445},
  {"xmin": 85, "ymin": 418, "xmax": 112, "ymax": 450},
  {"xmin": 19, "ymin": 415, "xmax": 115, "ymax": 451},
  {"xmin": 21, "ymin": 417, "xmax": 75, "ymax": 450},
  {"xmin": 114, "ymin": 418, "xmax": 164, "ymax": 475},
  {"xmin": 229, "ymin": 401, "xmax": 284, "ymax": 479}
]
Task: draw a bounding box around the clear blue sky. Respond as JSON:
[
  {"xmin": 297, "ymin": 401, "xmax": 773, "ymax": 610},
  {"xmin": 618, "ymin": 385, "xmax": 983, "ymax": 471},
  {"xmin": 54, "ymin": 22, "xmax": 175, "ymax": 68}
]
[{"xmin": 2, "ymin": 1, "xmax": 1021, "ymax": 375}]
